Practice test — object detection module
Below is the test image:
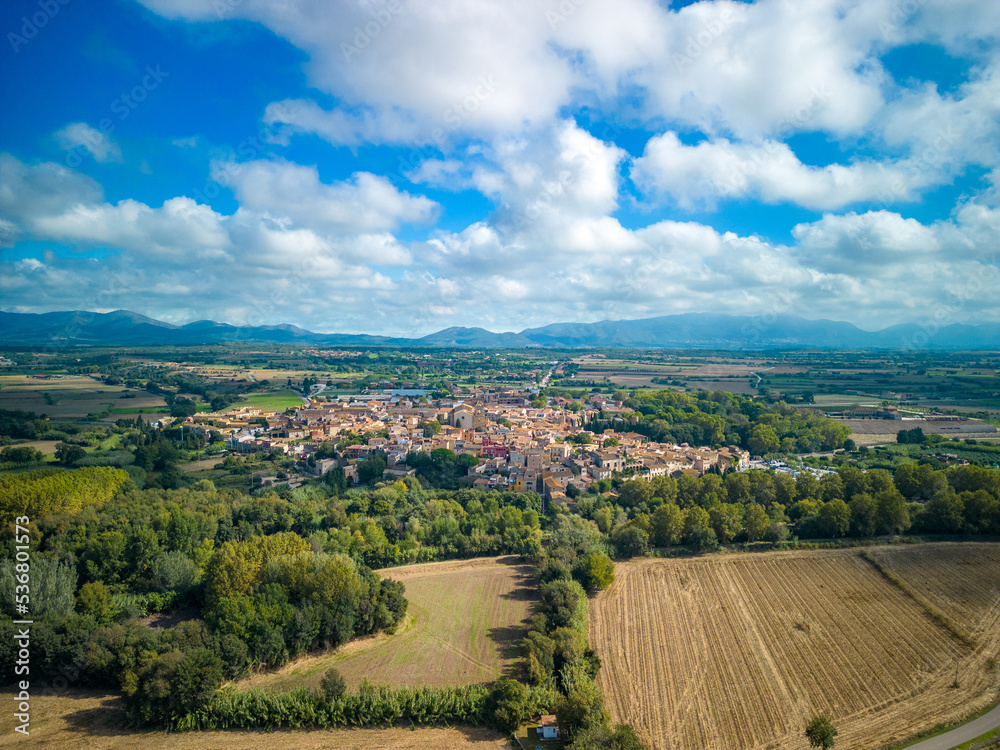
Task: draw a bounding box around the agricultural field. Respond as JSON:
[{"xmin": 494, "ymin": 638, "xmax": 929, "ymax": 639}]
[
  {"xmin": 12, "ymin": 439, "xmax": 61, "ymax": 455},
  {"xmin": 591, "ymin": 545, "xmax": 1000, "ymax": 750},
  {"xmin": 240, "ymin": 556, "xmax": 535, "ymax": 693},
  {"xmin": 865, "ymin": 543, "xmax": 1000, "ymax": 639},
  {"xmin": 239, "ymin": 389, "xmax": 305, "ymax": 411},
  {"xmin": 0, "ymin": 375, "xmax": 166, "ymax": 418},
  {"xmin": 0, "ymin": 692, "xmax": 512, "ymax": 750}
]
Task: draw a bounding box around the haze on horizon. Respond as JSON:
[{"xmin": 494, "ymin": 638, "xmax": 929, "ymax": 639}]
[{"xmin": 1, "ymin": 0, "xmax": 999, "ymax": 337}]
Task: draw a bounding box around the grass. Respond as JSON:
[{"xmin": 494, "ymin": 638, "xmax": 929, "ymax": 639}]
[
  {"xmin": 240, "ymin": 389, "xmax": 304, "ymax": 410},
  {"xmin": 239, "ymin": 557, "xmax": 536, "ymax": 693},
  {"xmin": 955, "ymin": 727, "xmax": 1000, "ymax": 749}
]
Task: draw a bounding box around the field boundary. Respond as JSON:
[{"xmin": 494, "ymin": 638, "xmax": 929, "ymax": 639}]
[
  {"xmin": 884, "ymin": 694, "xmax": 1000, "ymax": 749},
  {"xmin": 860, "ymin": 550, "xmax": 977, "ymax": 650}
]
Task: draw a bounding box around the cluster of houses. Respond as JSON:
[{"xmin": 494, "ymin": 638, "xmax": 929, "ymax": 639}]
[{"xmin": 176, "ymin": 388, "xmax": 750, "ymax": 501}]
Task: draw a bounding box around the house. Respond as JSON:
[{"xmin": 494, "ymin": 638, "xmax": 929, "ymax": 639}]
[{"xmin": 537, "ymin": 714, "xmax": 559, "ymax": 740}]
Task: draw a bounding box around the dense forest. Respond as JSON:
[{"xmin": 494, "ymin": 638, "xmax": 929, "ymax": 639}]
[{"xmin": 594, "ymin": 389, "xmax": 853, "ymax": 453}]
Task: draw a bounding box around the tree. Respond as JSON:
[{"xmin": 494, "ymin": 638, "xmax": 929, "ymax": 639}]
[
  {"xmin": 0, "ymin": 446, "xmax": 44, "ymax": 465},
  {"xmin": 709, "ymin": 503, "xmax": 743, "ymax": 544},
  {"xmin": 0, "ymin": 557, "xmax": 76, "ymax": 619},
  {"xmin": 169, "ymin": 397, "xmax": 198, "ymax": 419},
  {"xmin": 612, "ymin": 526, "xmax": 649, "ymax": 558},
  {"xmin": 875, "ymin": 490, "xmax": 910, "ymax": 535},
  {"xmin": 490, "ymin": 676, "xmax": 532, "ymax": 732},
  {"xmin": 683, "ymin": 506, "xmax": 717, "ymax": 550},
  {"xmin": 748, "ymin": 424, "xmax": 780, "ymax": 456},
  {"xmin": 805, "ymin": 715, "xmax": 838, "ymax": 749},
  {"xmin": 319, "ymin": 667, "xmax": 347, "ymax": 700},
  {"xmin": 573, "ymin": 552, "xmax": 615, "ymax": 593},
  {"xmin": 77, "ymin": 581, "xmax": 113, "ymax": 624},
  {"xmin": 922, "ymin": 491, "xmax": 965, "ymax": 534},
  {"xmin": 618, "ymin": 478, "xmax": 653, "ymax": 508},
  {"xmin": 420, "ymin": 419, "xmax": 442, "ymax": 438},
  {"xmin": 848, "ymin": 492, "xmax": 877, "ymax": 537},
  {"xmin": 651, "ymin": 503, "xmax": 684, "ymax": 546},
  {"xmin": 574, "ymin": 723, "xmax": 650, "ymax": 750},
  {"xmin": 817, "ymin": 498, "xmax": 851, "ymax": 538},
  {"xmin": 743, "ymin": 504, "xmax": 770, "ymax": 542},
  {"xmin": 554, "ymin": 671, "xmax": 608, "ymax": 738},
  {"xmin": 55, "ymin": 442, "xmax": 87, "ymax": 465},
  {"xmin": 172, "ymin": 647, "xmax": 225, "ymax": 715},
  {"xmin": 357, "ymin": 454, "xmax": 387, "ymax": 484}
]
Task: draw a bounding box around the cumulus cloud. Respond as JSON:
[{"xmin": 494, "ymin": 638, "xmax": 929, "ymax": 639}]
[
  {"xmin": 142, "ymin": 0, "xmax": 891, "ymax": 142},
  {"xmin": 631, "ymin": 132, "xmax": 939, "ymax": 211},
  {"xmin": 6, "ymin": 1, "xmax": 1000, "ymax": 333},
  {"xmin": 215, "ymin": 159, "xmax": 439, "ymax": 234},
  {"xmin": 54, "ymin": 122, "xmax": 122, "ymax": 163}
]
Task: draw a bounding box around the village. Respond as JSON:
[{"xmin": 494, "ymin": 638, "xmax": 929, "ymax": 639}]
[{"xmin": 170, "ymin": 387, "xmax": 751, "ymax": 502}]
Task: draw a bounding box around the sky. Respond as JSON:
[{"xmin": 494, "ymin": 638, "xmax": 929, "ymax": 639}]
[{"xmin": 1, "ymin": 0, "xmax": 998, "ymax": 336}]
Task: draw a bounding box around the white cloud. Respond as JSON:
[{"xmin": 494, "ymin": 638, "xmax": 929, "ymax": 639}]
[
  {"xmin": 216, "ymin": 159, "xmax": 438, "ymax": 234},
  {"xmin": 8, "ymin": 2, "xmax": 1000, "ymax": 333},
  {"xmin": 54, "ymin": 123, "xmax": 122, "ymax": 163},
  {"xmin": 879, "ymin": 57, "xmax": 1000, "ymax": 176},
  {"xmin": 632, "ymin": 132, "xmax": 938, "ymax": 211}
]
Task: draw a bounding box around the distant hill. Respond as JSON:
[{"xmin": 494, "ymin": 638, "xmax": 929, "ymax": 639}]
[{"xmin": 0, "ymin": 309, "xmax": 997, "ymax": 349}]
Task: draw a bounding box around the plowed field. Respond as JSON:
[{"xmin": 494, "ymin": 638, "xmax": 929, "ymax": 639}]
[{"xmin": 591, "ymin": 545, "xmax": 1000, "ymax": 750}]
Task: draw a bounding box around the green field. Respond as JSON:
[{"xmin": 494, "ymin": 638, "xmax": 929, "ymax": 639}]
[
  {"xmin": 240, "ymin": 389, "xmax": 304, "ymax": 410},
  {"xmin": 239, "ymin": 557, "xmax": 535, "ymax": 693}
]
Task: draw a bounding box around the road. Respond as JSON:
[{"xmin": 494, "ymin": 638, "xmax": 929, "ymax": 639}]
[
  {"xmin": 293, "ymin": 383, "xmax": 328, "ymax": 405},
  {"xmin": 905, "ymin": 701, "xmax": 1000, "ymax": 750},
  {"xmin": 540, "ymin": 362, "xmax": 558, "ymax": 388}
]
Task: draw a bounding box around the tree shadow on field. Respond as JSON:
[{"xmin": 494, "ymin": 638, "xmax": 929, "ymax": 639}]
[
  {"xmin": 499, "ymin": 562, "xmax": 538, "ymax": 604},
  {"xmin": 61, "ymin": 693, "xmax": 131, "ymax": 738},
  {"xmin": 489, "ymin": 624, "xmax": 530, "ymax": 680}
]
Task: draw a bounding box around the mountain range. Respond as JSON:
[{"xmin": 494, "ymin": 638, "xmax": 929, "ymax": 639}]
[{"xmin": 0, "ymin": 309, "xmax": 997, "ymax": 349}]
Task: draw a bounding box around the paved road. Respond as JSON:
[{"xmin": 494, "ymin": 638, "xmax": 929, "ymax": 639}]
[
  {"xmin": 905, "ymin": 701, "xmax": 1000, "ymax": 750},
  {"xmin": 540, "ymin": 362, "xmax": 558, "ymax": 388}
]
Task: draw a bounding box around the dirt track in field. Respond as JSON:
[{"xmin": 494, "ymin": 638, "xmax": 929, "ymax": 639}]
[{"xmin": 591, "ymin": 544, "xmax": 1000, "ymax": 750}]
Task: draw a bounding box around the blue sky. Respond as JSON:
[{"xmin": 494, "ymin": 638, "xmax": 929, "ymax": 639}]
[{"xmin": 1, "ymin": 0, "xmax": 998, "ymax": 335}]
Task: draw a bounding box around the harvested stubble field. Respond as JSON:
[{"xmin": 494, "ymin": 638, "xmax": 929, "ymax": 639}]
[
  {"xmin": 591, "ymin": 544, "xmax": 1000, "ymax": 750},
  {"xmin": 0, "ymin": 375, "xmax": 166, "ymax": 418},
  {"xmin": 0, "ymin": 692, "xmax": 512, "ymax": 749},
  {"xmin": 240, "ymin": 556, "xmax": 535, "ymax": 693}
]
